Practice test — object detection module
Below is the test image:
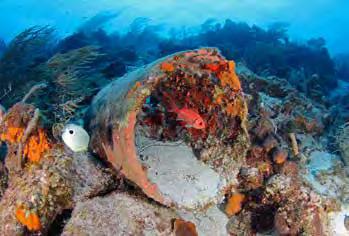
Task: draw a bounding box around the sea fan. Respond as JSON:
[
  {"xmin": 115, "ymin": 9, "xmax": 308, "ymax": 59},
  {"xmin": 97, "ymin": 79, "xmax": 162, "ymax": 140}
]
[
  {"xmin": 0, "ymin": 26, "xmax": 55, "ymax": 105},
  {"xmin": 44, "ymin": 46, "xmax": 107, "ymax": 132}
]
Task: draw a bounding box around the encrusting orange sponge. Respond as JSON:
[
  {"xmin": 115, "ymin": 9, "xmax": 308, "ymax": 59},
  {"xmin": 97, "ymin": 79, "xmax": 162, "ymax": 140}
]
[
  {"xmin": 160, "ymin": 62, "xmax": 175, "ymax": 72},
  {"xmin": 15, "ymin": 205, "xmax": 42, "ymax": 232},
  {"xmin": 173, "ymin": 219, "xmax": 198, "ymax": 236},
  {"xmin": 23, "ymin": 128, "xmax": 50, "ymax": 163},
  {"xmin": 1, "ymin": 126, "xmax": 50, "ymax": 163},
  {"xmin": 225, "ymin": 193, "xmax": 245, "ymax": 217},
  {"xmin": 227, "ymin": 61, "xmax": 241, "ymax": 91},
  {"xmin": 0, "ymin": 127, "xmax": 24, "ymax": 144},
  {"xmin": 216, "ymin": 61, "xmax": 241, "ymax": 91}
]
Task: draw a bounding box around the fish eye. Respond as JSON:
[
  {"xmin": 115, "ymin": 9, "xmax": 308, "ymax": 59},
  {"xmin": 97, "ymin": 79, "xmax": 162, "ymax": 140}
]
[{"xmin": 69, "ymin": 130, "xmax": 74, "ymax": 135}]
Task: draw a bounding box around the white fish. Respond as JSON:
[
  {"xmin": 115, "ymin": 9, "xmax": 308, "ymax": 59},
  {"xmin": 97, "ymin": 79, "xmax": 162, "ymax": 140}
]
[{"xmin": 62, "ymin": 124, "xmax": 90, "ymax": 152}]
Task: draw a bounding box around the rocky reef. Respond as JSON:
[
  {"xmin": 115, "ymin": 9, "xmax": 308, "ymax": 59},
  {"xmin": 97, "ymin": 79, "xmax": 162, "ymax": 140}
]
[
  {"xmin": 62, "ymin": 192, "xmax": 179, "ymax": 236},
  {"xmin": 0, "ymin": 102, "xmax": 116, "ymax": 234},
  {"xmin": 337, "ymin": 122, "xmax": 349, "ymax": 165},
  {"xmin": 0, "ymin": 46, "xmax": 348, "ymax": 236}
]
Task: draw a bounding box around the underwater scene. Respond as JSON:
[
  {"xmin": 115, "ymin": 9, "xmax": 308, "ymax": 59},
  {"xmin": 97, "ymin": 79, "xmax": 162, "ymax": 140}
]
[{"xmin": 0, "ymin": 0, "xmax": 349, "ymax": 235}]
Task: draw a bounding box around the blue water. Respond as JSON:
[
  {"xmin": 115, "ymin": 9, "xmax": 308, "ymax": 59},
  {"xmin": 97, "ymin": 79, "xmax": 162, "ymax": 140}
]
[
  {"xmin": 1, "ymin": 0, "xmax": 349, "ymax": 54},
  {"xmin": 0, "ymin": 1, "xmax": 348, "ymax": 105}
]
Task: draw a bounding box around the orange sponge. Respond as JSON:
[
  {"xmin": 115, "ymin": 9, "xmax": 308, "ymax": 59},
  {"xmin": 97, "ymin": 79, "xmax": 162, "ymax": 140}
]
[
  {"xmin": 0, "ymin": 127, "xmax": 24, "ymax": 143},
  {"xmin": 160, "ymin": 62, "xmax": 175, "ymax": 72},
  {"xmin": 1, "ymin": 126, "xmax": 50, "ymax": 163},
  {"xmin": 217, "ymin": 61, "xmax": 241, "ymax": 91},
  {"xmin": 15, "ymin": 206, "xmax": 42, "ymax": 232},
  {"xmin": 173, "ymin": 219, "xmax": 198, "ymax": 236},
  {"xmin": 225, "ymin": 193, "xmax": 245, "ymax": 216},
  {"xmin": 23, "ymin": 128, "xmax": 50, "ymax": 163}
]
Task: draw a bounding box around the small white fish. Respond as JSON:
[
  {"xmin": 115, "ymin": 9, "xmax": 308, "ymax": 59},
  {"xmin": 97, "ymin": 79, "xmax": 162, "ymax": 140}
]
[{"xmin": 62, "ymin": 124, "xmax": 90, "ymax": 152}]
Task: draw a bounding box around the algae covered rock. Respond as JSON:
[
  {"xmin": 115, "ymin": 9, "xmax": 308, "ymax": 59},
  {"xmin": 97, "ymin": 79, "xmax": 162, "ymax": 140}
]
[
  {"xmin": 0, "ymin": 145, "xmax": 116, "ymax": 235},
  {"xmin": 0, "ymin": 103, "xmax": 116, "ymax": 234},
  {"xmin": 62, "ymin": 192, "xmax": 179, "ymax": 236},
  {"xmin": 337, "ymin": 122, "xmax": 349, "ymax": 166}
]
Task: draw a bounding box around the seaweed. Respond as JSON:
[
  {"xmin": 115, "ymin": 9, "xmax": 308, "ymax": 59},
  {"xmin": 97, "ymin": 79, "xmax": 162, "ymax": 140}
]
[
  {"xmin": 0, "ymin": 17, "xmax": 340, "ymax": 107},
  {"xmin": 0, "ymin": 26, "xmax": 55, "ymax": 106},
  {"xmin": 44, "ymin": 46, "xmax": 108, "ymax": 130},
  {"xmin": 0, "ymin": 38, "xmax": 5, "ymax": 57}
]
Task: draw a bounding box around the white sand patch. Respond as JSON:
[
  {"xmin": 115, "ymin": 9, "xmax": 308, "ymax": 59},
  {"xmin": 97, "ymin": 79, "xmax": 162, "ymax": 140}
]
[
  {"xmin": 304, "ymin": 150, "xmax": 349, "ymax": 202},
  {"xmin": 328, "ymin": 205, "xmax": 349, "ymax": 236},
  {"xmin": 178, "ymin": 205, "xmax": 229, "ymax": 236},
  {"xmin": 307, "ymin": 150, "xmax": 336, "ymax": 171},
  {"xmin": 137, "ymin": 136, "xmax": 227, "ymax": 210},
  {"xmin": 304, "ymin": 150, "xmax": 339, "ymax": 196}
]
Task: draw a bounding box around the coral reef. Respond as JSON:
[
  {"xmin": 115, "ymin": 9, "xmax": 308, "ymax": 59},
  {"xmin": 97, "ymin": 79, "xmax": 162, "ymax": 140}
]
[
  {"xmin": 265, "ymin": 174, "xmax": 325, "ymax": 235},
  {"xmin": 0, "ymin": 101, "xmax": 116, "ymax": 234},
  {"xmin": 213, "ymin": 63, "xmax": 345, "ymax": 235},
  {"xmin": 0, "ymin": 25, "xmax": 346, "ymax": 234},
  {"xmin": 337, "ymin": 122, "xmax": 349, "ymax": 165},
  {"xmin": 0, "ymin": 162, "xmax": 7, "ymax": 198},
  {"xmin": 84, "ymin": 48, "xmax": 346, "ymax": 235},
  {"xmin": 0, "ymin": 144, "xmax": 115, "ymax": 234},
  {"xmin": 81, "ymin": 50, "xmax": 347, "ymax": 235}
]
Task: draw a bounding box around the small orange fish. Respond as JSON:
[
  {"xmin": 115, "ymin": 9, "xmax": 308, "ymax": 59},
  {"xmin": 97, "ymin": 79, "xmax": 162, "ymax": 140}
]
[{"xmin": 163, "ymin": 93, "xmax": 206, "ymax": 129}]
